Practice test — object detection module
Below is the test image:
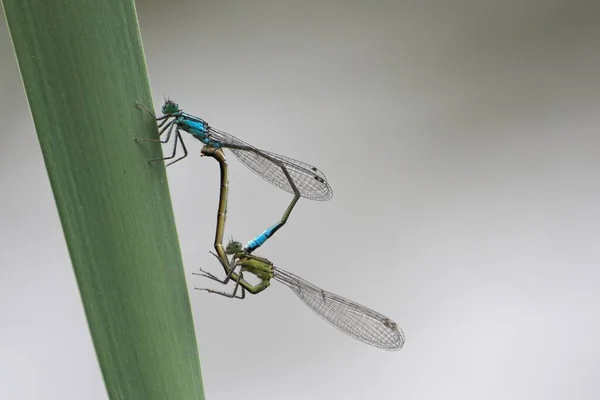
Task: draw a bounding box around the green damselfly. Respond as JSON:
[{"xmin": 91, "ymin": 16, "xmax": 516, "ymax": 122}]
[{"xmin": 193, "ymin": 146, "xmax": 405, "ymax": 351}]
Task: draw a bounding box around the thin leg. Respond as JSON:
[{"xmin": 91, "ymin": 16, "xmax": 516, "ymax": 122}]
[
  {"xmin": 210, "ymin": 252, "xmax": 255, "ymax": 289},
  {"xmin": 192, "ymin": 270, "xmax": 226, "ymax": 283},
  {"xmin": 135, "ymin": 120, "xmax": 176, "ymax": 145},
  {"xmin": 142, "ymin": 128, "xmax": 189, "ymax": 167},
  {"xmin": 193, "ymin": 252, "xmax": 238, "ymax": 284},
  {"xmin": 194, "ymin": 286, "xmax": 245, "ymax": 299},
  {"xmin": 193, "ymin": 252, "xmax": 256, "ymax": 294},
  {"xmin": 134, "ymin": 101, "xmax": 175, "ymax": 149},
  {"xmin": 165, "ymin": 130, "xmax": 188, "ymax": 167},
  {"xmin": 201, "ymin": 261, "xmax": 272, "ymax": 297},
  {"xmin": 157, "ymin": 117, "xmax": 170, "ymax": 129},
  {"xmin": 209, "ymin": 251, "xmax": 238, "ymax": 283},
  {"xmin": 135, "ymin": 101, "xmax": 169, "ymax": 121},
  {"xmin": 195, "ymin": 271, "xmax": 246, "ymax": 299},
  {"xmin": 144, "ymin": 128, "xmax": 180, "ymax": 164},
  {"xmin": 196, "ymin": 267, "xmax": 271, "ymax": 298}
]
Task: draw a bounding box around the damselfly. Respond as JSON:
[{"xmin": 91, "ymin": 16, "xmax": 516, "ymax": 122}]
[
  {"xmin": 194, "ymin": 146, "xmax": 405, "ymax": 351},
  {"xmin": 136, "ymin": 100, "xmax": 332, "ymax": 201}
]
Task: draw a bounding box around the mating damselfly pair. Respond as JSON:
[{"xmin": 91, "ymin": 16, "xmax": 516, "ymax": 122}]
[{"xmin": 137, "ymin": 100, "xmax": 405, "ymax": 351}]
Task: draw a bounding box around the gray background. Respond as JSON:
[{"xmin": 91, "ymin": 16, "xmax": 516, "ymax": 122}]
[{"xmin": 1, "ymin": 0, "xmax": 599, "ymax": 399}]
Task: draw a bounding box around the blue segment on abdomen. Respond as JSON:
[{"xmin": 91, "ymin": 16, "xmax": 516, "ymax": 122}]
[
  {"xmin": 180, "ymin": 118, "xmax": 222, "ymax": 148},
  {"xmin": 244, "ymin": 223, "xmax": 280, "ymax": 251}
]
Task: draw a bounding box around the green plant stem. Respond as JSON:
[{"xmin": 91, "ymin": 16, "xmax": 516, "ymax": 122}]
[{"xmin": 1, "ymin": 0, "xmax": 204, "ymax": 398}]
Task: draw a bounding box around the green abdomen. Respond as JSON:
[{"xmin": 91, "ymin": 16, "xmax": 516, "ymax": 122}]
[{"xmin": 241, "ymin": 257, "xmax": 273, "ymax": 280}]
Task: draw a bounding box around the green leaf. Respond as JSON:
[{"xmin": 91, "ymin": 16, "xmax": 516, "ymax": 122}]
[{"xmin": 1, "ymin": 0, "xmax": 205, "ymax": 398}]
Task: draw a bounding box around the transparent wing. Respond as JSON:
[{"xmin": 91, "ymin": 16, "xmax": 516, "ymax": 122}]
[
  {"xmin": 207, "ymin": 127, "xmax": 333, "ymax": 201},
  {"xmin": 273, "ymin": 267, "xmax": 404, "ymax": 351}
]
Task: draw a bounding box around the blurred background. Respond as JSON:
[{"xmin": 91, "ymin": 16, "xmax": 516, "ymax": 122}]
[{"xmin": 1, "ymin": 0, "xmax": 599, "ymax": 399}]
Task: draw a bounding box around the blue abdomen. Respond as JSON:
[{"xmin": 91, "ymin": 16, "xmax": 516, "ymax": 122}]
[
  {"xmin": 179, "ymin": 118, "xmax": 208, "ymax": 137},
  {"xmin": 178, "ymin": 116, "xmax": 222, "ymax": 148},
  {"xmin": 244, "ymin": 224, "xmax": 279, "ymax": 251}
]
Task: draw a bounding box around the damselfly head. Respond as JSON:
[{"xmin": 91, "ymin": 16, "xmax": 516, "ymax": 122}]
[
  {"xmin": 225, "ymin": 240, "xmax": 243, "ymax": 254},
  {"xmin": 161, "ymin": 100, "xmax": 181, "ymax": 116}
]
